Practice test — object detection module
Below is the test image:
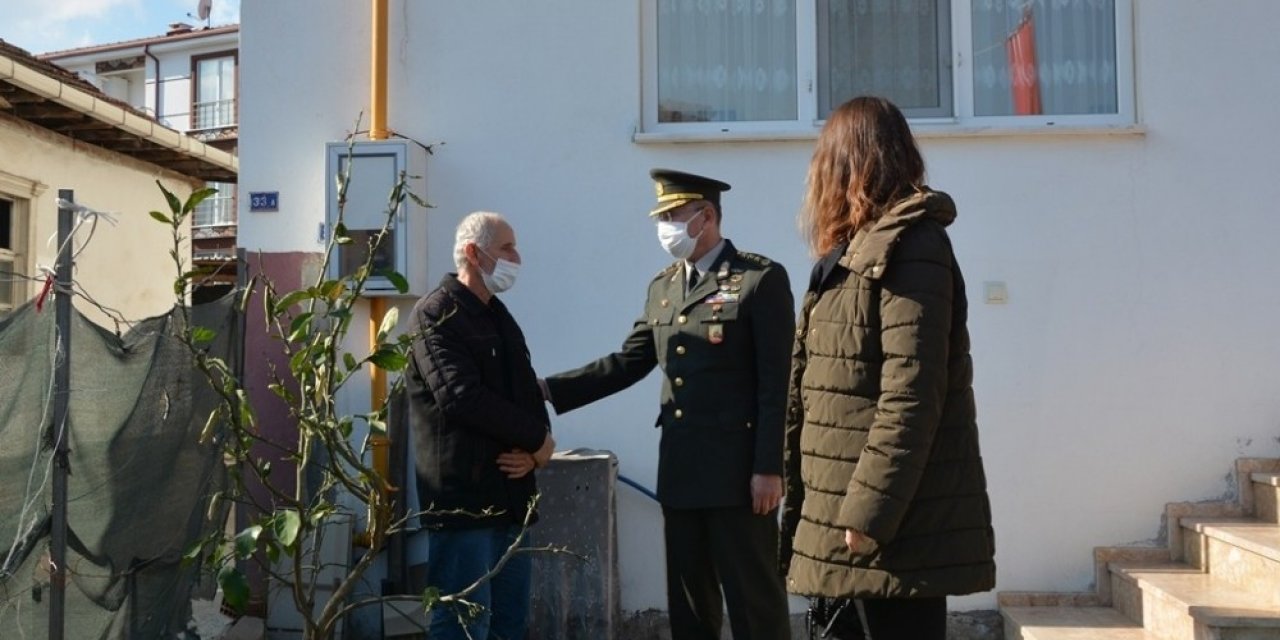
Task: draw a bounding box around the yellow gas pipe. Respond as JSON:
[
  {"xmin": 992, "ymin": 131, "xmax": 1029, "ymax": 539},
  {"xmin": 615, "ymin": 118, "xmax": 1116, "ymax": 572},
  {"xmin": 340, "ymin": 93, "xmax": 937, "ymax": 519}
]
[
  {"xmin": 360, "ymin": 0, "xmax": 393, "ymax": 547},
  {"xmin": 369, "ymin": 0, "xmax": 389, "ymax": 142}
]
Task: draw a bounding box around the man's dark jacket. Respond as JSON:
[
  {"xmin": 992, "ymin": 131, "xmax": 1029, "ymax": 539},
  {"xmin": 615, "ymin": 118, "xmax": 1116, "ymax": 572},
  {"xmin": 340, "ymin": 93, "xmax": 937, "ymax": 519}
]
[{"xmin": 407, "ymin": 275, "xmax": 550, "ymax": 528}]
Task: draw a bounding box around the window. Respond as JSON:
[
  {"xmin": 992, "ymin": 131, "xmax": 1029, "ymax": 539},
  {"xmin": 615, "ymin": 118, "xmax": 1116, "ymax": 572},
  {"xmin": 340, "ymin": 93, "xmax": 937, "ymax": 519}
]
[
  {"xmin": 656, "ymin": 0, "xmax": 798, "ymax": 123},
  {"xmin": 969, "ymin": 0, "xmax": 1120, "ymax": 118},
  {"xmin": 192, "ymin": 182, "xmax": 236, "ymax": 227},
  {"xmin": 192, "ymin": 52, "xmax": 237, "ymax": 131},
  {"xmin": 0, "ymin": 174, "xmax": 41, "ymax": 314},
  {"xmin": 0, "ymin": 197, "xmax": 24, "ymax": 313},
  {"xmin": 642, "ymin": 0, "xmax": 1133, "ymax": 134},
  {"xmin": 818, "ymin": 0, "xmax": 953, "ymax": 119}
]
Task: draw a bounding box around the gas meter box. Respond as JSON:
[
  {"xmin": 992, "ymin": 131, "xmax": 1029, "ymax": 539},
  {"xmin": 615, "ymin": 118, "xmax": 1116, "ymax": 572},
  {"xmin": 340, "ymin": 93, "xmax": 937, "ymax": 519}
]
[{"xmin": 324, "ymin": 139, "xmax": 428, "ymax": 296}]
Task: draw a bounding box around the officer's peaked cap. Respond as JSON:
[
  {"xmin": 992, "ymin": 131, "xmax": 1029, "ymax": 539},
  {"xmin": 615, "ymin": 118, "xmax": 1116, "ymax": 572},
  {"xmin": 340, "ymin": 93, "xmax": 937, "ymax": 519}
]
[{"xmin": 649, "ymin": 168, "xmax": 731, "ymax": 217}]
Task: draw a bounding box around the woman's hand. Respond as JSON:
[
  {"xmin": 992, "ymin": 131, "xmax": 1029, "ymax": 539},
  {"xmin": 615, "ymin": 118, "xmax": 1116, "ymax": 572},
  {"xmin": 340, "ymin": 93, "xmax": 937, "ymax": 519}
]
[{"xmin": 845, "ymin": 529, "xmax": 873, "ymax": 554}]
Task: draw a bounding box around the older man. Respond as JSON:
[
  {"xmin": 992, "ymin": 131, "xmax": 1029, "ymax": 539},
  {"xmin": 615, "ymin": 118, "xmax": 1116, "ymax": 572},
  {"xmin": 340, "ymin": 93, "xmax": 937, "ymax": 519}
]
[
  {"xmin": 407, "ymin": 211, "xmax": 554, "ymax": 640},
  {"xmin": 543, "ymin": 170, "xmax": 795, "ymax": 640}
]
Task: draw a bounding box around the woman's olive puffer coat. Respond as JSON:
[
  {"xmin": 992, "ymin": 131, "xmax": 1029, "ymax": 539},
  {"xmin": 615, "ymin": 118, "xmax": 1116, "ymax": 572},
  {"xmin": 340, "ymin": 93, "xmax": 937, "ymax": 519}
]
[{"xmin": 781, "ymin": 189, "xmax": 996, "ymax": 599}]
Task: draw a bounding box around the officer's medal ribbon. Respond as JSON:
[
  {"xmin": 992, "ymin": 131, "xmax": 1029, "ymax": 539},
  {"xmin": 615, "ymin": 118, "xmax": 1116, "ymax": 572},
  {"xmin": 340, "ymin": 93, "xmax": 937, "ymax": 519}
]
[{"xmin": 707, "ymin": 261, "xmax": 731, "ymax": 344}]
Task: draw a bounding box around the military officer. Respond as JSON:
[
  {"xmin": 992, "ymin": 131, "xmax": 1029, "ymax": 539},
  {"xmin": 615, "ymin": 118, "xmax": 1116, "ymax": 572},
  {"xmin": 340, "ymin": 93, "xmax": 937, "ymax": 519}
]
[{"xmin": 542, "ymin": 169, "xmax": 795, "ymax": 640}]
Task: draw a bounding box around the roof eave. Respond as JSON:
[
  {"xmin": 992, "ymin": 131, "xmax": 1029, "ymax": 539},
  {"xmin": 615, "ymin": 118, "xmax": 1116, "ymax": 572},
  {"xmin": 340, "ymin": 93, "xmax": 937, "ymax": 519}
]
[
  {"xmin": 39, "ymin": 25, "xmax": 240, "ymax": 60},
  {"xmin": 0, "ymin": 51, "xmax": 237, "ymax": 183}
]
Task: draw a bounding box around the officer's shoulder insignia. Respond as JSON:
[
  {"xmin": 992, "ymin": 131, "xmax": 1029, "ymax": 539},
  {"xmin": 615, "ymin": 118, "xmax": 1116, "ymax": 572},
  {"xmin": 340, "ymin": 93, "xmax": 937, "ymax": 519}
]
[
  {"xmin": 736, "ymin": 251, "xmax": 773, "ymax": 267},
  {"xmin": 655, "ymin": 262, "xmax": 681, "ymax": 279}
]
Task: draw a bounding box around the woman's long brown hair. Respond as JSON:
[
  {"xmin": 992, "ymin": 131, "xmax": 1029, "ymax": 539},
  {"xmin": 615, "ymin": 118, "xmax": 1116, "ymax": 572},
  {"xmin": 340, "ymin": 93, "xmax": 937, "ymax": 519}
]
[{"xmin": 800, "ymin": 96, "xmax": 926, "ymax": 256}]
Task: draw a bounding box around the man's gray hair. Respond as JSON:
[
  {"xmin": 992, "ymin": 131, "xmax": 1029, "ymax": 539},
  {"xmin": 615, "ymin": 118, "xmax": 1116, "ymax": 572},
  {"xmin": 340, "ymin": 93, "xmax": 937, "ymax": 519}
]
[{"xmin": 453, "ymin": 211, "xmax": 507, "ymax": 270}]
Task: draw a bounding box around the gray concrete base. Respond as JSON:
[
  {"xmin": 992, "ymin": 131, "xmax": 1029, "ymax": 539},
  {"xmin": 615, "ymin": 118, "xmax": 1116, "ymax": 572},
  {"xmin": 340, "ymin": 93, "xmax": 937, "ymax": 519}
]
[
  {"xmin": 614, "ymin": 608, "xmax": 807, "ymax": 640},
  {"xmin": 948, "ymin": 609, "xmax": 1005, "ymax": 640},
  {"xmin": 197, "ymin": 605, "xmax": 1002, "ymax": 638},
  {"xmin": 617, "ymin": 608, "xmax": 1003, "ymax": 639}
]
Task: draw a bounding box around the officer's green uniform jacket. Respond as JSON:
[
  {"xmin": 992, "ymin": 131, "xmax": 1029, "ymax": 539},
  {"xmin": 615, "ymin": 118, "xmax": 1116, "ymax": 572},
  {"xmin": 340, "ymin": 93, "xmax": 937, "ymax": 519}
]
[{"xmin": 546, "ymin": 240, "xmax": 795, "ymax": 508}]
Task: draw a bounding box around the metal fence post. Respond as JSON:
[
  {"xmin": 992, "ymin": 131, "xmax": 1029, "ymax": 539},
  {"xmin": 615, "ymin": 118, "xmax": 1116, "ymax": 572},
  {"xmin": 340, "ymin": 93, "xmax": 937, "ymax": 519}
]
[{"xmin": 48, "ymin": 189, "xmax": 74, "ymax": 640}]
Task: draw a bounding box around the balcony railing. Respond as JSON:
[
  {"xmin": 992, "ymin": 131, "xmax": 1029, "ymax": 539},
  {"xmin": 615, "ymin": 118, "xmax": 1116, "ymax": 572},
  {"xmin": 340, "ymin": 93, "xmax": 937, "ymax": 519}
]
[
  {"xmin": 193, "ymin": 194, "xmax": 236, "ymax": 228},
  {"xmin": 192, "ymin": 98, "xmax": 237, "ymax": 131}
]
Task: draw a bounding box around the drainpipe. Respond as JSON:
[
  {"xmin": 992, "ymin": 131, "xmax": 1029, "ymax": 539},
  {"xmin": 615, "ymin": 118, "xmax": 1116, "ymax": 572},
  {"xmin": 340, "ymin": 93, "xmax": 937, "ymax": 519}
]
[
  {"xmin": 143, "ymin": 43, "xmax": 161, "ymax": 120},
  {"xmin": 361, "ymin": 0, "xmax": 392, "ymax": 547}
]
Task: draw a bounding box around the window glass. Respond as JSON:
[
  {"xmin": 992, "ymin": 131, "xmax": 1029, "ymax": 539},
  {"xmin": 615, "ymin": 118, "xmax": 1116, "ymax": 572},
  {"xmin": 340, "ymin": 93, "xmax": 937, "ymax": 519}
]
[
  {"xmin": 193, "ymin": 182, "xmax": 235, "ymax": 227},
  {"xmin": 195, "ymin": 56, "xmax": 237, "ymax": 129},
  {"xmin": 971, "ymin": 0, "xmax": 1118, "ymax": 116},
  {"xmin": 819, "ymin": 0, "xmax": 952, "ymax": 118},
  {"xmin": 335, "ymin": 155, "xmax": 397, "ymax": 278},
  {"xmin": 0, "ymin": 198, "xmax": 15, "ymax": 309},
  {"xmin": 0, "ymin": 199, "xmax": 11, "ymax": 250},
  {"xmin": 657, "ymin": 0, "xmax": 797, "ymax": 122}
]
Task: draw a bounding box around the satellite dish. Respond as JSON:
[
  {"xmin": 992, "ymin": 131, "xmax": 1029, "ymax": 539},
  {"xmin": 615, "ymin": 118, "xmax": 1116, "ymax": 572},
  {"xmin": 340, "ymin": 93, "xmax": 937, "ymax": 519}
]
[{"xmin": 196, "ymin": 0, "xmax": 212, "ymax": 22}]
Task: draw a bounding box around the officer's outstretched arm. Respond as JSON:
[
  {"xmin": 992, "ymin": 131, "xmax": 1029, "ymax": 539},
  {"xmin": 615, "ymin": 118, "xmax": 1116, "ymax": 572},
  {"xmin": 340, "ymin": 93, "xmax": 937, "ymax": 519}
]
[{"xmin": 544, "ymin": 317, "xmax": 657, "ymax": 414}]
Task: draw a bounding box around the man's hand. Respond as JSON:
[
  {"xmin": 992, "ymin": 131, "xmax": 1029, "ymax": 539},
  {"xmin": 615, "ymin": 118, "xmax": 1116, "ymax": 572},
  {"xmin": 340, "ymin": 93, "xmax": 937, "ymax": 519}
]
[
  {"xmin": 531, "ymin": 432, "xmax": 556, "ymax": 468},
  {"xmin": 497, "ymin": 450, "xmax": 536, "ymax": 478},
  {"xmin": 750, "ymin": 474, "xmax": 783, "ymax": 515},
  {"xmin": 845, "ymin": 529, "xmax": 873, "ymax": 554}
]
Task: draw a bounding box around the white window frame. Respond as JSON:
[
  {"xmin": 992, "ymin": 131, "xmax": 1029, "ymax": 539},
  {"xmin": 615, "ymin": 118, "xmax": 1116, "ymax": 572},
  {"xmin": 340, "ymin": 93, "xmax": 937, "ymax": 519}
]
[
  {"xmin": 0, "ymin": 198, "xmax": 18, "ymax": 313},
  {"xmin": 0, "ymin": 172, "xmax": 44, "ymax": 313},
  {"xmin": 639, "ymin": 0, "xmax": 1135, "ymax": 139},
  {"xmin": 192, "ymin": 51, "xmax": 238, "ymax": 132}
]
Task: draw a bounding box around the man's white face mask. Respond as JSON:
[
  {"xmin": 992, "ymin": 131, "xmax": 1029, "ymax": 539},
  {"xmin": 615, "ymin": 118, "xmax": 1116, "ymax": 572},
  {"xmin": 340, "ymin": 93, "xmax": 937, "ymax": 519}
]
[
  {"xmin": 656, "ymin": 209, "xmax": 704, "ymax": 261},
  {"xmin": 479, "ymin": 248, "xmax": 520, "ymax": 294}
]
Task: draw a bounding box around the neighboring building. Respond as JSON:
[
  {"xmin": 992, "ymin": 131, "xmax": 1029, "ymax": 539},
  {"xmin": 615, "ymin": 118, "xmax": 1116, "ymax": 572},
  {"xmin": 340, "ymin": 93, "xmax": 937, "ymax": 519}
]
[
  {"xmin": 0, "ymin": 38, "xmax": 236, "ymax": 327},
  {"xmin": 238, "ymin": 0, "xmax": 1280, "ymax": 635},
  {"xmin": 42, "ymin": 24, "xmax": 239, "ymax": 300}
]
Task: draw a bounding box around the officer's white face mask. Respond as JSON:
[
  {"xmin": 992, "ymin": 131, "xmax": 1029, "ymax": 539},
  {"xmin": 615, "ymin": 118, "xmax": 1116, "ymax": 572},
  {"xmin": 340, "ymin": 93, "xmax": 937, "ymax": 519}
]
[
  {"xmin": 657, "ymin": 209, "xmax": 704, "ymax": 261},
  {"xmin": 478, "ymin": 248, "xmax": 520, "ymax": 294}
]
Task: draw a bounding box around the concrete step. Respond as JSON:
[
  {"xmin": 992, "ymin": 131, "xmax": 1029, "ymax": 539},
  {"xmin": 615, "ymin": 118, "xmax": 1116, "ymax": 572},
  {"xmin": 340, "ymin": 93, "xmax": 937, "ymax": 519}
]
[
  {"xmin": 1253, "ymin": 473, "xmax": 1279, "ymax": 524},
  {"xmin": 1002, "ymin": 606, "xmax": 1157, "ymax": 640},
  {"xmin": 1111, "ymin": 563, "xmax": 1280, "ymax": 640},
  {"xmin": 1181, "ymin": 518, "xmax": 1280, "ymax": 609}
]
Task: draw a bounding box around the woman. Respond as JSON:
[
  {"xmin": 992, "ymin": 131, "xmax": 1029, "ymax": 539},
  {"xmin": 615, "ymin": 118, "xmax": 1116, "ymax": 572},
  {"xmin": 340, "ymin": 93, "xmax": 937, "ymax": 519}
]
[{"xmin": 780, "ymin": 96, "xmax": 996, "ymax": 639}]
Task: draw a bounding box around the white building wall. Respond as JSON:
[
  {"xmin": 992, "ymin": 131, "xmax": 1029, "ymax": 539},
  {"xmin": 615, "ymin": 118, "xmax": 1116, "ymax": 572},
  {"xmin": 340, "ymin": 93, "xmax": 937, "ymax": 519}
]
[
  {"xmin": 240, "ymin": 0, "xmax": 1280, "ymax": 612},
  {"xmin": 125, "ymin": 74, "xmax": 146, "ymax": 111},
  {"xmin": 154, "ymin": 54, "xmax": 193, "ymax": 130}
]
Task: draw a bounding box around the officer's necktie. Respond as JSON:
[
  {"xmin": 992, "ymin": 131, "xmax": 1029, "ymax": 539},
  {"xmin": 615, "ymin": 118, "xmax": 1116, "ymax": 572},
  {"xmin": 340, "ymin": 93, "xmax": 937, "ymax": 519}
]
[{"xmin": 687, "ymin": 268, "xmax": 699, "ymax": 295}]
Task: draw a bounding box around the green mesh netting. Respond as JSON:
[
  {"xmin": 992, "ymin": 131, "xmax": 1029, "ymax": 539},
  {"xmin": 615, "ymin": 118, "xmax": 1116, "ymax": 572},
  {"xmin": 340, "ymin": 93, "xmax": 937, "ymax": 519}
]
[{"xmin": 0, "ymin": 295, "xmax": 239, "ymax": 639}]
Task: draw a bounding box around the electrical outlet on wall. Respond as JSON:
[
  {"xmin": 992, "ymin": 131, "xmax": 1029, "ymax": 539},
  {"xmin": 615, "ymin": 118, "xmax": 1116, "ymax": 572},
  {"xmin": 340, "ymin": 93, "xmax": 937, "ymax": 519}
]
[{"xmin": 983, "ymin": 281, "xmax": 1008, "ymax": 305}]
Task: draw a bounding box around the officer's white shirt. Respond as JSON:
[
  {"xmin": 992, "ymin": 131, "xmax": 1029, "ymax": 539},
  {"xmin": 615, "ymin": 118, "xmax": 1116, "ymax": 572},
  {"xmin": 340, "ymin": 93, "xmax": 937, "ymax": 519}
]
[{"xmin": 684, "ymin": 239, "xmax": 727, "ymax": 290}]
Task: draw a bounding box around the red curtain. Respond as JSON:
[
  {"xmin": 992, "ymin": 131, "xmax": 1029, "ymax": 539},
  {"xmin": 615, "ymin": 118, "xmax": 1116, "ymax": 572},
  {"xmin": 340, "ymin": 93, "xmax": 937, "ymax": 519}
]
[{"xmin": 1006, "ymin": 8, "xmax": 1042, "ymax": 115}]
